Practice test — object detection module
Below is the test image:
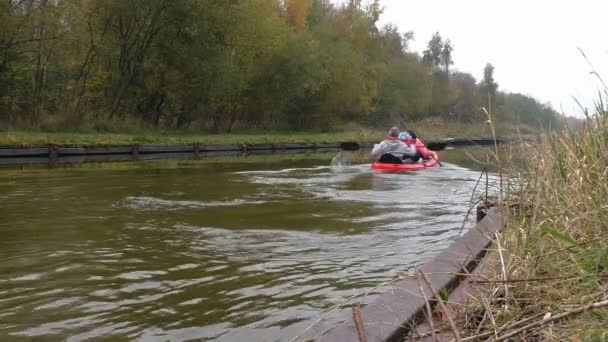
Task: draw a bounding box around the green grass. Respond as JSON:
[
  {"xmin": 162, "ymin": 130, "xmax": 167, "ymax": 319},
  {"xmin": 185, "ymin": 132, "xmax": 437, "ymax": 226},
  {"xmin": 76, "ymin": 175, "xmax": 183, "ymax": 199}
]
[
  {"xmin": 0, "ymin": 120, "xmax": 535, "ymax": 146},
  {"xmin": 0, "ymin": 130, "xmax": 379, "ymax": 146}
]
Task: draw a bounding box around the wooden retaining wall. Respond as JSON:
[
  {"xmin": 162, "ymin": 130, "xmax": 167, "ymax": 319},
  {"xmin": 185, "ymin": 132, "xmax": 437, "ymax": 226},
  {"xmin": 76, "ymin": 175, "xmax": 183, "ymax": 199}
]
[
  {"xmin": 0, "ymin": 138, "xmax": 504, "ymax": 166},
  {"xmin": 0, "ymin": 143, "xmax": 344, "ymax": 166},
  {"xmin": 316, "ymin": 207, "xmax": 506, "ymax": 342},
  {"xmin": 444, "ymin": 138, "xmax": 504, "ymax": 147}
]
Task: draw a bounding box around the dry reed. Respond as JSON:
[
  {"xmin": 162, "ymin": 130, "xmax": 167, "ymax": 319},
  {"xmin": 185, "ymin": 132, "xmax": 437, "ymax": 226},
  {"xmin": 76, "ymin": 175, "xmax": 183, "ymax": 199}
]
[{"xmin": 459, "ymin": 93, "xmax": 608, "ymax": 340}]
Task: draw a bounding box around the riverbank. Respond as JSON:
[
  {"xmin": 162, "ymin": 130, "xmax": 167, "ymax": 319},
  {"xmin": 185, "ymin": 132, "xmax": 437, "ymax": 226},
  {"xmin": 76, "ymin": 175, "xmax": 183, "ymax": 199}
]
[
  {"xmin": 454, "ymin": 111, "xmax": 608, "ymax": 339},
  {"xmin": 0, "ymin": 130, "xmax": 379, "ymax": 146},
  {"xmin": 0, "ymin": 121, "xmax": 536, "ymax": 146},
  {"xmin": 312, "ymin": 109, "xmax": 604, "ymax": 340}
]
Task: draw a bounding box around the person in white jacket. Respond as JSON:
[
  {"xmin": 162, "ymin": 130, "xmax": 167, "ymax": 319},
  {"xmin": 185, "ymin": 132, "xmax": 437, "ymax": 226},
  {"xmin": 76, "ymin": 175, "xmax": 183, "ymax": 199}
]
[{"xmin": 371, "ymin": 127, "xmax": 417, "ymax": 163}]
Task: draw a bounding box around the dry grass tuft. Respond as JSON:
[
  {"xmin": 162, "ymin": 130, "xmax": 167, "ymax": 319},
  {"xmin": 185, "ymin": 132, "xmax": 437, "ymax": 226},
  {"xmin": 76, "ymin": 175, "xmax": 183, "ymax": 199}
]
[{"xmin": 459, "ymin": 98, "xmax": 608, "ymax": 340}]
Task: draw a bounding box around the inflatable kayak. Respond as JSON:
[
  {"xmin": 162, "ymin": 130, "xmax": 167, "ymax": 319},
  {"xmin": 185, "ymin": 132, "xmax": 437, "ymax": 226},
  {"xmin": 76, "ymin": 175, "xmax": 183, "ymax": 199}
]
[{"xmin": 371, "ymin": 152, "xmax": 439, "ymax": 172}]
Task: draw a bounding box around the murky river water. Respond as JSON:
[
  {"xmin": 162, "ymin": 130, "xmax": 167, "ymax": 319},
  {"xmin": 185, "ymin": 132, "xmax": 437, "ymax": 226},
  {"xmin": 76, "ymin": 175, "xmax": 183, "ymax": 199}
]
[{"xmin": 0, "ymin": 150, "xmax": 494, "ymax": 341}]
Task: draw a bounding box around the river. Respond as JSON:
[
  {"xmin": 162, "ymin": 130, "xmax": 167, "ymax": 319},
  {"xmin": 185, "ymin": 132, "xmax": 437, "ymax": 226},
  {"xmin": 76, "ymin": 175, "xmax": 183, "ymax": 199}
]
[{"xmin": 0, "ymin": 150, "xmax": 495, "ymax": 341}]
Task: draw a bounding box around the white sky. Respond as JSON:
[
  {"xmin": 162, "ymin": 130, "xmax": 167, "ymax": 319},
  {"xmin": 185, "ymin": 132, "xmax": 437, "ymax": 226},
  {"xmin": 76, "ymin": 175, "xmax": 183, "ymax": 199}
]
[{"xmin": 374, "ymin": 0, "xmax": 608, "ymax": 117}]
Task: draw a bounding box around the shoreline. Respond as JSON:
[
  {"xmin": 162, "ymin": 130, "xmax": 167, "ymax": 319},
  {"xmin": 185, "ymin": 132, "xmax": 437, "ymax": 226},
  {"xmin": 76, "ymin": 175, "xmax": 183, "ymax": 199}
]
[
  {"xmin": 0, "ymin": 139, "xmax": 505, "ymax": 167},
  {"xmin": 0, "ymin": 143, "xmax": 351, "ymax": 167},
  {"xmin": 0, "ymin": 120, "xmax": 531, "ymax": 147},
  {"xmin": 0, "ymin": 131, "xmax": 380, "ymax": 147},
  {"xmin": 316, "ymin": 206, "xmax": 507, "ymax": 341}
]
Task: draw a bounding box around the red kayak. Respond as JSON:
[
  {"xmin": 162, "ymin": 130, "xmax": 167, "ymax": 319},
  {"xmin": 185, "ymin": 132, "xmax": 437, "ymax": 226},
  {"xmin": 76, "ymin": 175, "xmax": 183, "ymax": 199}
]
[{"xmin": 371, "ymin": 151, "xmax": 439, "ymax": 171}]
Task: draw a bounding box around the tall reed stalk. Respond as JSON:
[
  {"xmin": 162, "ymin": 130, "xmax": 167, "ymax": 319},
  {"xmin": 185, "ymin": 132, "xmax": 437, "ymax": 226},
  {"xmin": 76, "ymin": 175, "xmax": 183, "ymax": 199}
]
[{"xmin": 462, "ymin": 96, "xmax": 608, "ymax": 340}]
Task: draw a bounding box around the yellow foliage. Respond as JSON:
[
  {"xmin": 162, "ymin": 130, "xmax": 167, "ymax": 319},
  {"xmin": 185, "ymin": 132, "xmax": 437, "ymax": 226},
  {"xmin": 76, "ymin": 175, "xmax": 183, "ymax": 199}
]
[{"xmin": 285, "ymin": 0, "xmax": 311, "ymax": 31}]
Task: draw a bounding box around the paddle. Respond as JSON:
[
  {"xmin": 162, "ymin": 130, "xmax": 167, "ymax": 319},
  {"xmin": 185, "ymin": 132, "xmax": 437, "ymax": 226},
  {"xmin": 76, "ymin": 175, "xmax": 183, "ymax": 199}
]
[
  {"xmin": 339, "ymin": 141, "xmax": 449, "ymax": 152},
  {"xmin": 425, "ymin": 141, "xmax": 449, "ymax": 151},
  {"xmin": 430, "ymin": 154, "xmax": 443, "ymax": 167},
  {"xmin": 339, "ymin": 142, "xmax": 362, "ymax": 151}
]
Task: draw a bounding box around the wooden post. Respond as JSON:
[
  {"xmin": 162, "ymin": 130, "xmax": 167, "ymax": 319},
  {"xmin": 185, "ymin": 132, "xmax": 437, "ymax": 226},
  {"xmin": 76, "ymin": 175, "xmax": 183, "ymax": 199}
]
[
  {"xmin": 477, "ymin": 202, "xmax": 496, "ymax": 223},
  {"xmin": 193, "ymin": 143, "xmax": 200, "ymax": 158},
  {"xmin": 132, "ymin": 144, "xmax": 139, "ymax": 160},
  {"xmin": 48, "ymin": 144, "xmax": 58, "ymax": 164}
]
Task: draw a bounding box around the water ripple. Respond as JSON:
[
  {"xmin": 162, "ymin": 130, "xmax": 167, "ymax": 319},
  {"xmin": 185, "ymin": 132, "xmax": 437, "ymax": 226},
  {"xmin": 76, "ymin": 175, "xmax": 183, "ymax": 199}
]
[{"xmin": 0, "ymin": 156, "xmax": 495, "ymax": 341}]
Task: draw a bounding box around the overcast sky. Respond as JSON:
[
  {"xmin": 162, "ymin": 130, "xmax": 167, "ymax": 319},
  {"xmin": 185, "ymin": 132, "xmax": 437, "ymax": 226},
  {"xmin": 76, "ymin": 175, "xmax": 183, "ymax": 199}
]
[{"xmin": 373, "ymin": 0, "xmax": 608, "ymax": 117}]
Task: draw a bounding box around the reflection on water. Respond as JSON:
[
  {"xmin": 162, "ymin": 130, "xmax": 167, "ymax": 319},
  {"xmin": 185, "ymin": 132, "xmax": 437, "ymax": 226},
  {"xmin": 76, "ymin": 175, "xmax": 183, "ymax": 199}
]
[{"xmin": 0, "ymin": 151, "xmax": 495, "ymax": 341}]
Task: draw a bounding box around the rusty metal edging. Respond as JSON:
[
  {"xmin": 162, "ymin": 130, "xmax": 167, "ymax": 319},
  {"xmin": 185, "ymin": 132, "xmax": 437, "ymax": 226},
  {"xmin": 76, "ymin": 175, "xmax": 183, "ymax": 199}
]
[{"xmin": 317, "ymin": 207, "xmax": 506, "ymax": 342}]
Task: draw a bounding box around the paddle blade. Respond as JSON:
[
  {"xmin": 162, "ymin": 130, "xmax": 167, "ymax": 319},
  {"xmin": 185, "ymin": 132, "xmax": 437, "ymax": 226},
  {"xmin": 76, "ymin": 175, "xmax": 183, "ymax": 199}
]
[
  {"xmin": 426, "ymin": 141, "xmax": 448, "ymax": 151},
  {"xmin": 339, "ymin": 142, "xmax": 361, "ymax": 151}
]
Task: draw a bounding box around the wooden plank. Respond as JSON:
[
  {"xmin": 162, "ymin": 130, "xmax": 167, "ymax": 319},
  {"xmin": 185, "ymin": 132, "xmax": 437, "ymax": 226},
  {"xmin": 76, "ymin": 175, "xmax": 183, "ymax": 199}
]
[
  {"xmin": 54, "ymin": 154, "xmax": 135, "ymax": 164},
  {"xmin": 315, "ymin": 147, "xmax": 340, "ymax": 151},
  {"xmin": 0, "ymin": 141, "xmax": 371, "ymax": 165},
  {"xmin": 200, "ymin": 150, "xmax": 243, "ymax": 157},
  {"xmin": 282, "ymin": 143, "xmax": 316, "ymax": 149},
  {"xmin": 245, "ymin": 144, "xmax": 275, "ymax": 151},
  {"xmin": 57, "ymin": 146, "xmax": 132, "ymax": 155},
  {"xmin": 200, "ymin": 144, "xmax": 242, "ymax": 152},
  {"xmin": 315, "ymin": 143, "xmax": 340, "ymax": 149},
  {"xmin": 247, "ymin": 149, "xmax": 275, "ymax": 156},
  {"xmin": 138, "ymin": 144, "xmax": 195, "ymax": 153},
  {"xmin": 138, "ymin": 152, "xmax": 194, "ymax": 160},
  {"xmin": 446, "ymin": 138, "xmax": 503, "ymax": 147},
  {"xmin": 0, "ymin": 147, "xmax": 49, "ymax": 157},
  {"xmin": 283, "ymin": 148, "xmax": 317, "ymax": 155},
  {"xmin": 0, "ymin": 157, "xmax": 50, "ymax": 165},
  {"xmin": 317, "ymin": 208, "xmax": 506, "ymax": 342},
  {"xmin": 403, "ymin": 249, "xmax": 500, "ymax": 342}
]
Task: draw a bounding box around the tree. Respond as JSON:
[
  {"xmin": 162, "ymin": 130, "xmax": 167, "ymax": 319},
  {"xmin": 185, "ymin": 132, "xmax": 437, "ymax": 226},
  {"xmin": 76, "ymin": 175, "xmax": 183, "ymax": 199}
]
[
  {"xmin": 450, "ymin": 72, "xmax": 477, "ymax": 121},
  {"xmin": 440, "ymin": 39, "xmax": 454, "ymax": 75},
  {"xmin": 479, "ymin": 63, "xmax": 499, "ymax": 111},
  {"xmin": 422, "ymin": 32, "xmax": 454, "ymax": 116},
  {"xmin": 376, "ymin": 57, "xmax": 431, "ymax": 121},
  {"xmin": 379, "ymin": 24, "xmax": 413, "ymax": 59},
  {"xmin": 0, "ymin": 0, "xmax": 561, "ymax": 133},
  {"xmin": 497, "ymin": 93, "xmax": 561, "ymax": 130},
  {"xmin": 422, "ymin": 32, "xmax": 443, "ymax": 71},
  {"xmin": 100, "ymin": 0, "xmax": 172, "ymax": 117},
  {"xmin": 481, "ymin": 63, "xmax": 498, "ymax": 94},
  {"xmin": 285, "ymin": 0, "xmax": 312, "ymax": 31},
  {"xmin": 306, "ymin": 0, "xmax": 331, "ymax": 28}
]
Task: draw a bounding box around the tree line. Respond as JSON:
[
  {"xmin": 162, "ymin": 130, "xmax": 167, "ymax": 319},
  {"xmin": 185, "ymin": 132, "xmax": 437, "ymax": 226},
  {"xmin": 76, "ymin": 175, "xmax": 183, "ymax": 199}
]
[{"xmin": 0, "ymin": 0, "xmax": 561, "ymax": 132}]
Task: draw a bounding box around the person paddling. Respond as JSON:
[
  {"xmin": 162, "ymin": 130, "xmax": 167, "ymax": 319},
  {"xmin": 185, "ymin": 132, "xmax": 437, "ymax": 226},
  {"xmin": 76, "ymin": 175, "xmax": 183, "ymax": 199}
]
[
  {"xmin": 371, "ymin": 127, "xmax": 417, "ymax": 164},
  {"xmin": 399, "ymin": 129, "xmax": 433, "ymax": 163}
]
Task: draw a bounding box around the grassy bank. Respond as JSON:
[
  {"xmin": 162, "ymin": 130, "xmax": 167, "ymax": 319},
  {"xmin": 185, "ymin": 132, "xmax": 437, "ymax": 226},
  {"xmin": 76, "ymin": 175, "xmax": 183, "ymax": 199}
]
[
  {"xmin": 0, "ymin": 130, "xmax": 380, "ymax": 146},
  {"xmin": 0, "ymin": 120, "xmax": 535, "ymax": 146},
  {"xmin": 459, "ymin": 107, "xmax": 608, "ymax": 339}
]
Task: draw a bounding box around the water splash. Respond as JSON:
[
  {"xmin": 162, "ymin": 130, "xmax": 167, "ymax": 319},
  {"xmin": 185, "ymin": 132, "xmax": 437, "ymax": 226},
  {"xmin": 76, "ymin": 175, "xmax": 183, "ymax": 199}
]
[{"xmin": 330, "ymin": 151, "xmax": 348, "ymax": 169}]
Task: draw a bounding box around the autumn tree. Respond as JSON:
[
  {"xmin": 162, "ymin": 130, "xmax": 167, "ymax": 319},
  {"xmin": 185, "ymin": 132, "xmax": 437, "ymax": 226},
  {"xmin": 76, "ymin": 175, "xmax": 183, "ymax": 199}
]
[
  {"xmin": 285, "ymin": 0, "xmax": 311, "ymax": 31},
  {"xmin": 0, "ymin": 1, "xmax": 561, "ymax": 132}
]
